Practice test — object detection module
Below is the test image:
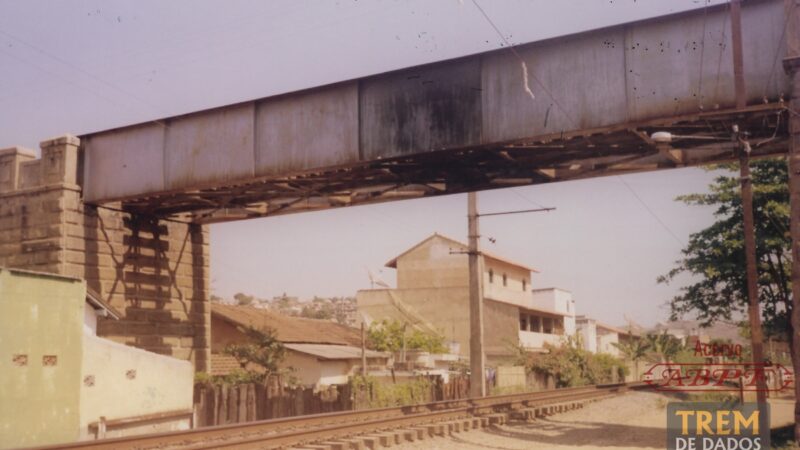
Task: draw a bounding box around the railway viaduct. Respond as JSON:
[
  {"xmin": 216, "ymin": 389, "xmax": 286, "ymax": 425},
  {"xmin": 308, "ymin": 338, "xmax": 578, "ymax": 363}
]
[{"xmin": 0, "ymin": 0, "xmax": 795, "ymax": 373}]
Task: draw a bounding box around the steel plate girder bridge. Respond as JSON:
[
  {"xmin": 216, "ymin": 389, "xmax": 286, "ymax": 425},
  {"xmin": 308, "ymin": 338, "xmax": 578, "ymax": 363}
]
[{"xmin": 79, "ymin": 0, "xmax": 793, "ymax": 224}]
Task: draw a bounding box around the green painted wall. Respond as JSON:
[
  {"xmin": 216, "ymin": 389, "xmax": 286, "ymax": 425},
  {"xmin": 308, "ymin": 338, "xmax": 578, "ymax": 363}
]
[{"xmin": 0, "ymin": 268, "xmax": 85, "ymax": 449}]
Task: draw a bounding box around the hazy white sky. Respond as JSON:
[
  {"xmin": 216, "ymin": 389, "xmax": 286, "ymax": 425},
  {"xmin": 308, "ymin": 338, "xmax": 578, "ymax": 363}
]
[{"xmin": 0, "ymin": 0, "xmax": 728, "ymax": 327}]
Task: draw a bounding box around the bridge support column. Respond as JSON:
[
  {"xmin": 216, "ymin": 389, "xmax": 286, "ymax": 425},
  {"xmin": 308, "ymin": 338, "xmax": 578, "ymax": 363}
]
[{"xmin": 0, "ymin": 135, "xmax": 210, "ymax": 372}]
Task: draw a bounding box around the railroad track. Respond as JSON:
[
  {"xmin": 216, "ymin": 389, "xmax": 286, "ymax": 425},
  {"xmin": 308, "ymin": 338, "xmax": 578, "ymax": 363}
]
[{"xmin": 32, "ymin": 382, "xmax": 645, "ymax": 450}]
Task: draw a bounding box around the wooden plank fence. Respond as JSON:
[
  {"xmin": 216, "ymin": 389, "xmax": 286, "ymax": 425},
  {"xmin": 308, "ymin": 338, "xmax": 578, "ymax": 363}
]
[{"xmin": 193, "ymin": 375, "xmax": 471, "ymax": 428}]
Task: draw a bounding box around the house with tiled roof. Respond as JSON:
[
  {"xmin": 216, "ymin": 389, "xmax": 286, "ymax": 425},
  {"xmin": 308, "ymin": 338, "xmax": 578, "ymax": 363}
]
[{"xmin": 210, "ymin": 304, "xmax": 389, "ymax": 387}]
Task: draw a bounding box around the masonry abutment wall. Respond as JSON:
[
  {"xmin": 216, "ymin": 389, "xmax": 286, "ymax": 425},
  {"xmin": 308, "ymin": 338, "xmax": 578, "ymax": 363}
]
[{"xmin": 0, "ymin": 135, "xmax": 210, "ymax": 372}]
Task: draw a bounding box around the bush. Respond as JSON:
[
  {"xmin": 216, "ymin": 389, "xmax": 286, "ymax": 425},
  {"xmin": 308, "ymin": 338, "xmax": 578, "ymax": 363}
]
[
  {"xmin": 529, "ymin": 340, "xmax": 628, "ymax": 387},
  {"xmin": 350, "ymin": 375, "xmax": 433, "ymax": 408}
]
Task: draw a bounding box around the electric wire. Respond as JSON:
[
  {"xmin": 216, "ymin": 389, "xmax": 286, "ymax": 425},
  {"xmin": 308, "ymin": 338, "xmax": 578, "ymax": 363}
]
[{"xmin": 618, "ymin": 176, "xmax": 684, "ymax": 247}]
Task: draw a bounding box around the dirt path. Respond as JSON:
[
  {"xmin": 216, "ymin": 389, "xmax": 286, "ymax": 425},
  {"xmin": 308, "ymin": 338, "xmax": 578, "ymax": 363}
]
[{"xmin": 392, "ymin": 391, "xmax": 794, "ymax": 450}]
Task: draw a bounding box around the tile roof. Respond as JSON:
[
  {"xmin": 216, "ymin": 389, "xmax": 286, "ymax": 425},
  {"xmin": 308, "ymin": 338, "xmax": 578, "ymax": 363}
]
[
  {"xmin": 211, "ymin": 303, "xmax": 362, "ymax": 346},
  {"xmin": 284, "ymin": 344, "xmax": 389, "ymax": 360}
]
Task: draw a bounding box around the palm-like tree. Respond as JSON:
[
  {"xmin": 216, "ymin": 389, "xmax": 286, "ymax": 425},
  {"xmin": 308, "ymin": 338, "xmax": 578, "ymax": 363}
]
[
  {"xmin": 646, "ymin": 331, "xmax": 683, "ymax": 363},
  {"xmin": 612, "ymin": 337, "xmax": 650, "ymax": 381}
]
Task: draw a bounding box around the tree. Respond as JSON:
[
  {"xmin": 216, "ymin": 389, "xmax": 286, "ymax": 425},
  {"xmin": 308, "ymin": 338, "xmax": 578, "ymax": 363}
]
[
  {"xmin": 658, "ymin": 159, "xmax": 791, "ymax": 340},
  {"xmin": 612, "ymin": 337, "xmax": 650, "ymax": 380},
  {"xmin": 645, "ymin": 332, "xmax": 683, "ymax": 363},
  {"xmin": 223, "ymin": 326, "xmax": 286, "ymax": 383},
  {"xmin": 367, "ymin": 319, "xmax": 447, "ymax": 354},
  {"xmin": 233, "ymin": 292, "xmax": 254, "ymax": 306}
]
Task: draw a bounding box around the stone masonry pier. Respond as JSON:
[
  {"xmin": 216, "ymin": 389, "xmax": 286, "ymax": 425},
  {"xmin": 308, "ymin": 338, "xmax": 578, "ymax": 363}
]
[{"xmin": 0, "ymin": 135, "xmax": 209, "ymax": 371}]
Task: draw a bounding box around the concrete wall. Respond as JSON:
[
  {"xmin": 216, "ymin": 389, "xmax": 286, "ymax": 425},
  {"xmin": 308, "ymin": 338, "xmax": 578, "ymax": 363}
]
[
  {"xmin": 483, "ymin": 299, "xmax": 519, "ymax": 364},
  {"xmin": 576, "ymin": 319, "xmax": 598, "ymax": 353},
  {"xmin": 0, "ymin": 137, "xmax": 210, "ymax": 372},
  {"xmin": 395, "ymin": 236, "xmax": 469, "ymax": 289},
  {"xmin": 519, "ymin": 330, "xmax": 563, "ymax": 350},
  {"xmin": 483, "ymin": 259, "xmax": 531, "ymax": 308},
  {"xmin": 597, "ymin": 330, "xmax": 621, "ymax": 356},
  {"xmin": 358, "ymin": 287, "xmax": 519, "ymax": 363},
  {"xmin": 495, "ymin": 366, "xmax": 526, "ymax": 389},
  {"xmin": 0, "ymin": 268, "xmax": 85, "ymax": 449},
  {"xmin": 79, "ymin": 332, "xmax": 193, "ymax": 439}
]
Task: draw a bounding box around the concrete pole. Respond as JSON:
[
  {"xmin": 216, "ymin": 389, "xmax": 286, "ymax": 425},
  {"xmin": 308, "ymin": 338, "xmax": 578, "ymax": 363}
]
[
  {"xmin": 468, "ymin": 192, "xmax": 486, "ymax": 398},
  {"xmin": 784, "ymin": 0, "xmax": 800, "ymax": 442},
  {"xmin": 738, "ymin": 149, "xmax": 769, "ymax": 406},
  {"xmin": 361, "ymin": 322, "xmax": 367, "ymax": 377}
]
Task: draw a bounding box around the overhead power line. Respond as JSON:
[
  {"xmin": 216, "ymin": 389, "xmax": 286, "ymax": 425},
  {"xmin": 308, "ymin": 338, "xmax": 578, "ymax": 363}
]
[{"xmin": 617, "ymin": 176, "xmax": 684, "ymax": 247}]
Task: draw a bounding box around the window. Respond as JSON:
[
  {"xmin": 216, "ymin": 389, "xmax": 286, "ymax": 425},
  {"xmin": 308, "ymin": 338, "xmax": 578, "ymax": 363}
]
[
  {"xmin": 543, "ymin": 317, "xmax": 553, "ymax": 334},
  {"xmin": 502, "ymin": 273, "xmax": 507, "ymax": 287},
  {"xmin": 522, "ymin": 279, "xmax": 527, "ymax": 291},
  {"xmin": 488, "ymin": 269, "xmax": 494, "ymax": 283},
  {"xmin": 519, "ymin": 315, "xmax": 528, "ymax": 331},
  {"xmin": 530, "ymin": 315, "xmax": 541, "ymax": 333}
]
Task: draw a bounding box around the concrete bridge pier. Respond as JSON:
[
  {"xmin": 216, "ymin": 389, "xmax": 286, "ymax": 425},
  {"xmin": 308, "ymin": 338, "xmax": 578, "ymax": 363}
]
[{"xmin": 0, "ymin": 135, "xmax": 210, "ymax": 372}]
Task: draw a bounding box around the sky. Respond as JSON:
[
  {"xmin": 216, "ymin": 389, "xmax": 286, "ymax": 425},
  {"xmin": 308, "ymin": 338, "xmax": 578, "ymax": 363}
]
[{"xmin": 0, "ymin": 0, "xmax": 729, "ymax": 327}]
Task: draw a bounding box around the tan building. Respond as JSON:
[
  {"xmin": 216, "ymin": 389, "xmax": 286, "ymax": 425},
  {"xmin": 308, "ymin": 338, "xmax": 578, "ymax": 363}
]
[
  {"xmin": 357, "ymin": 234, "xmax": 575, "ymax": 365},
  {"xmin": 210, "ymin": 304, "xmax": 389, "ymax": 387}
]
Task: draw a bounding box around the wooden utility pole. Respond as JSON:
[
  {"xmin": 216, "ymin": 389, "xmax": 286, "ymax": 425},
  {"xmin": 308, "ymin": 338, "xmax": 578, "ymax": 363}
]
[
  {"xmin": 468, "ymin": 192, "xmax": 486, "ymax": 398},
  {"xmin": 739, "ymin": 146, "xmax": 769, "ymax": 404},
  {"xmin": 730, "ymin": 0, "xmax": 768, "ymax": 412},
  {"xmin": 784, "ymin": 0, "xmax": 800, "ymax": 442}
]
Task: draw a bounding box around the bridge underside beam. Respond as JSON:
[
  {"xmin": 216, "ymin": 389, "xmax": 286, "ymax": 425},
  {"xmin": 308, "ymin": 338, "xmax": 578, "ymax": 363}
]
[
  {"xmin": 119, "ymin": 104, "xmax": 787, "ymax": 224},
  {"xmin": 79, "ymin": 0, "xmax": 790, "ymax": 223}
]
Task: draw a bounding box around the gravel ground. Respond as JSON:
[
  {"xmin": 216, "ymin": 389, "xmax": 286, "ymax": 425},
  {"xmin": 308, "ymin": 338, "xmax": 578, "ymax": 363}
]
[{"xmin": 391, "ymin": 391, "xmax": 795, "ymax": 450}]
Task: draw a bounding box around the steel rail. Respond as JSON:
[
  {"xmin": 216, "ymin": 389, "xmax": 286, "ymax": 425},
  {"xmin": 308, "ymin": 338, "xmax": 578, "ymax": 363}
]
[
  {"xmin": 29, "ymin": 382, "xmax": 642, "ymax": 450},
  {"xmin": 188, "ymin": 385, "xmax": 627, "ymax": 450}
]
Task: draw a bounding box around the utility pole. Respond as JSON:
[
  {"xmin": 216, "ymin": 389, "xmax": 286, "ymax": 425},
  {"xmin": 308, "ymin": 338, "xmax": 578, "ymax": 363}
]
[
  {"xmin": 738, "ymin": 139, "xmax": 769, "ymax": 404},
  {"xmin": 361, "ymin": 322, "xmax": 367, "ymax": 377},
  {"xmin": 783, "ymin": 0, "xmax": 800, "ymax": 442},
  {"xmin": 464, "ymin": 193, "xmax": 555, "ymax": 398},
  {"xmin": 730, "ymin": 0, "xmax": 768, "ymax": 415},
  {"xmin": 468, "ymin": 192, "xmax": 486, "ymax": 398}
]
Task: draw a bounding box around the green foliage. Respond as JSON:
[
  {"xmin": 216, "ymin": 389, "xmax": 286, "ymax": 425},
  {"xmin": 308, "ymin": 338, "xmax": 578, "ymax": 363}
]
[
  {"xmin": 223, "ymin": 326, "xmax": 287, "ymax": 383},
  {"xmin": 300, "ymin": 304, "xmax": 334, "ymax": 320},
  {"xmin": 367, "ymin": 320, "xmax": 447, "ymax": 354},
  {"xmin": 233, "ymin": 292, "xmax": 254, "ymax": 306},
  {"xmin": 529, "ymin": 337, "xmax": 627, "ymax": 387},
  {"xmin": 612, "ymin": 337, "xmax": 650, "ymax": 363},
  {"xmin": 645, "ymin": 332, "xmax": 684, "ymax": 362},
  {"xmin": 350, "ymin": 375, "xmax": 433, "ymax": 408},
  {"xmin": 658, "ymin": 159, "xmax": 791, "ymax": 340}
]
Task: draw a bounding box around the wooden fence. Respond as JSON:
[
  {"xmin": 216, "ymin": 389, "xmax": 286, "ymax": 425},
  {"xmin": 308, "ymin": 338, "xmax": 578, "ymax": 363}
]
[{"xmin": 193, "ymin": 375, "xmax": 471, "ymax": 428}]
